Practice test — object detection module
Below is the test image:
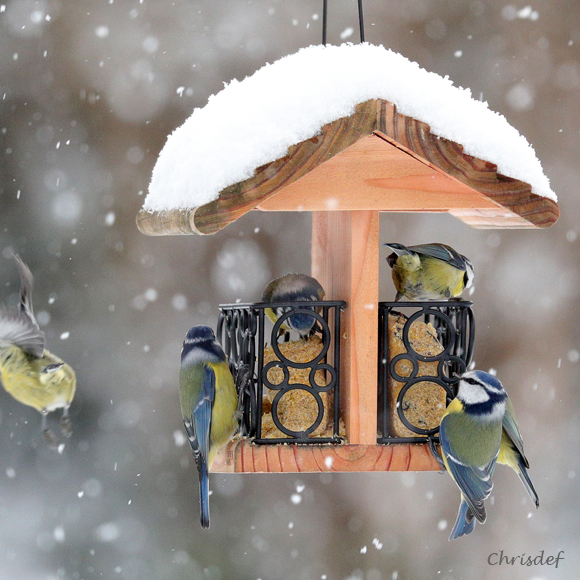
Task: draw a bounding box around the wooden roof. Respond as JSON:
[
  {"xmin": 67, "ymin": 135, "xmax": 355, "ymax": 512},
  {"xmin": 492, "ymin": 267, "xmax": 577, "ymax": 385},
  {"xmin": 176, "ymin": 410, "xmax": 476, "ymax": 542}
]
[{"xmin": 137, "ymin": 99, "xmax": 559, "ymax": 236}]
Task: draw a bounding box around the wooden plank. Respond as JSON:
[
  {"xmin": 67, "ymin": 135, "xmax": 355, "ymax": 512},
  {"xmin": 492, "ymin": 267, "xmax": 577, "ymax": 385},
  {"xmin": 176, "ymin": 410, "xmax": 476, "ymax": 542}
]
[
  {"xmin": 448, "ymin": 207, "xmax": 536, "ymax": 228},
  {"xmin": 137, "ymin": 100, "xmax": 380, "ymax": 236},
  {"xmin": 211, "ymin": 440, "xmax": 441, "ymax": 472},
  {"xmin": 311, "ymin": 210, "xmax": 378, "ymax": 445},
  {"xmin": 374, "ymin": 101, "xmax": 559, "ymax": 229},
  {"xmin": 257, "ymin": 134, "xmax": 503, "ymax": 212},
  {"xmin": 136, "ymin": 208, "xmax": 202, "ymax": 236},
  {"xmin": 136, "ymin": 99, "xmax": 558, "ymax": 236}
]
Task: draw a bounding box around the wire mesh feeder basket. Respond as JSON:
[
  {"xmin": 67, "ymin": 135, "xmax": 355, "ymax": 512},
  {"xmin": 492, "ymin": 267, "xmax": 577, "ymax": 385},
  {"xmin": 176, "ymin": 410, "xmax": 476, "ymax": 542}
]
[
  {"xmin": 377, "ymin": 301, "xmax": 475, "ymax": 444},
  {"xmin": 217, "ymin": 300, "xmax": 346, "ymax": 445}
]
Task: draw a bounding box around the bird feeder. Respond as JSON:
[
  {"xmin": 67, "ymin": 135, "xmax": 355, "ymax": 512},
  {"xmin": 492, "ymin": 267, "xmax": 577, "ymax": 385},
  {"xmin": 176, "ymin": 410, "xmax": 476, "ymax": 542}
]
[{"xmin": 137, "ymin": 44, "xmax": 559, "ymax": 474}]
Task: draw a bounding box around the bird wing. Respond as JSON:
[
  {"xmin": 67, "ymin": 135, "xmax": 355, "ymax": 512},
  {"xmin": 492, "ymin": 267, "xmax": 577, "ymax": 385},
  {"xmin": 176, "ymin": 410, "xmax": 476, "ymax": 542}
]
[
  {"xmin": 0, "ymin": 313, "xmax": 45, "ymax": 358},
  {"xmin": 13, "ymin": 254, "xmax": 40, "ymax": 329},
  {"xmin": 502, "ymin": 396, "xmax": 529, "ymax": 469},
  {"xmin": 440, "ymin": 418, "xmax": 497, "ymax": 523},
  {"xmin": 409, "ymin": 244, "xmax": 467, "ymax": 270},
  {"xmin": 183, "ymin": 365, "xmax": 216, "ymax": 469},
  {"xmin": 0, "ymin": 254, "xmax": 45, "ymax": 357},
  {"xmin": 383, "ymin": 243, "xmax": 410, "ymax": 269},
  {"xmin": 383, "ymin": 243, "xmax": 409, "ymax": 255}
]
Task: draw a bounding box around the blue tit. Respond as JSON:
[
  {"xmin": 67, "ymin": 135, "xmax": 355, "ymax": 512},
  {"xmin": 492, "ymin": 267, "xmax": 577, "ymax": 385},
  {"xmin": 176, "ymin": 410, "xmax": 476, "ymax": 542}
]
[
  {"xmin": 261, "ymin": 273, "xmax": 325, "ymax": 337},
  {"xmin": 439, "ymin": 370, "xmax": 507, "ymax": 540},
  {"xmin": 498, "ymin": 396, "xmax": 539, "ymax": 507},
  {"xmin": 0, "ymin": 255, "xmax": 76, "ymax": 448},
  {"xmin": 179, "ymin": 325, "xmax": 238, "ymax": 529},
  {"xmin": 384, "ymin": 243, "xmax": 474, "ymax": 301}
]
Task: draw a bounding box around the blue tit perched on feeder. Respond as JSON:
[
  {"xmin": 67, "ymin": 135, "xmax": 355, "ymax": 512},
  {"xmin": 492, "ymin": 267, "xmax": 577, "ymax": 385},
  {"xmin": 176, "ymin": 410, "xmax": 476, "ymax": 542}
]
[
  {"xmin": 439, "ymin": 370, "xmax": 507, "ymax": 540},
  {"xmin": 261, "ymin": 273, "xmax": 325, "ymax": 337},
  {"xmin": 179, "ymin": 325, "xmax": 239, "ymax": 529},
  {"xmin": 498, "ymin": 396, "xmax": 539, "ymax": 508},
  {"xmin": 0, "ymin": 255, "xmax": 76, "ymax": 448},
  {"xmin": 384, "ymin": 243, "xmax": 474, "ymax": 301}
]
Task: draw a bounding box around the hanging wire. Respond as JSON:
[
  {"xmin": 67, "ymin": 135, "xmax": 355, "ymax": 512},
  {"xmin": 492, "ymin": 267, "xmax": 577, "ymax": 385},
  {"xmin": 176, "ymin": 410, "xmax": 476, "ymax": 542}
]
[
  {"xmin": 322, "ymin": 0, "xmax": 365, "ymax": 46},
  {"xmin": 322, "ymin": 0, "xmax": 328, "ymax": 45},
  {"xmin": 357, "ymin": 0, "xmax": 365, "ymax": 42}
]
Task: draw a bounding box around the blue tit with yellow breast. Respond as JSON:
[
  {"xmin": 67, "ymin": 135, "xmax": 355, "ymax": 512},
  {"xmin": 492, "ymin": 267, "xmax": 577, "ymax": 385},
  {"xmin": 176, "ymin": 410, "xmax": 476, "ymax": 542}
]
[
  {"xmin": 0, "ymin": 254, "xmax": 76, "ymax": 448},
  {"xmin": 261, "ymin": 273, "xmax": 325, "ymax": 337},
  {"xmin": 179, "ymin": 325, "xmax": 239, "ymax": 529},
  {"xmin": 385, "ymin": 243, "xmax": 474, "ymax": 301},
  {"xmin": 498, "ymin": 395, "xmax": 539, "ymax": 508},
  {"xmin": 439, "ymin": 370, "xmax": 506, "ymax": 540}
]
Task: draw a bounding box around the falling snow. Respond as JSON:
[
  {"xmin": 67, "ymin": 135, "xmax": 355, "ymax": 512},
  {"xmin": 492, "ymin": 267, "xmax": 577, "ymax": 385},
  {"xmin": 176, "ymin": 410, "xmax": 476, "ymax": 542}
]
[
  {"xmin": 104, "ymin": 211, "xmax": 116, "ymax": 226},
  {"xmin": 0, "ymin": 3, "xmax": 576, "ymax": 580},
  {"xmin": 340, "ymin": 27, "xmax": 354, "ymax": 40}
]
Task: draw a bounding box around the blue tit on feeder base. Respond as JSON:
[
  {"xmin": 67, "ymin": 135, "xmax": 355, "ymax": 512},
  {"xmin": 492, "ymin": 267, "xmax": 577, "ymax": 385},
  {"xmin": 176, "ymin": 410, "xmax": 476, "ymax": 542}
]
[
  {"xmin": 261, "ymin": 273, "xmax": 325, "ymax": 337},
  {"xmin": 0, "ymin": 255, "xmax": 76, "ymax": 448},
  {"xmin": 384, "ymin": 243, "xmax": 474, "ymax": 302},
  {"xmin": 430, "ymin": 377, "xmax": 539, "ymax": 510},
  {"xmin": 439, "ymin": 370, "xmax": 507, "ymax": 540},
  {"xmin": 498, "ymin": 396, "xmax": 539, "ymax": 508},
  {"xmin": 179, "ymin": 325, "xmax": 239, "ymax": 529}
]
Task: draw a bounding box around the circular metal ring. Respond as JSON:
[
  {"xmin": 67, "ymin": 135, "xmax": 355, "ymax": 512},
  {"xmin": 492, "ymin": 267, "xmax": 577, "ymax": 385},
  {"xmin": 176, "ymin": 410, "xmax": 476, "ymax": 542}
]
[
  {"xmin": 389, "ymin": 353, "xmax": 419, "ymax": 382},
  {"xmin": 395, "ymin": 376, "xmax": 454, "ymax": 436},
  {"xmin": 271, "ymin": 308, "xmax": 330, "ymax": 367},
  {"xmin": 308, "ymin": 364, "xmax": 336, "ymax": 392},
  {"xmin": 261, "ymin": 361, "xmax": 290, "ymax": 390},
  {"xmin": 402, "ymin": 308, "xmax": 457, "ymax": 361},
  {"xmin": 271, "ymin": 386, "xmax": 325, "ymax": 437}
]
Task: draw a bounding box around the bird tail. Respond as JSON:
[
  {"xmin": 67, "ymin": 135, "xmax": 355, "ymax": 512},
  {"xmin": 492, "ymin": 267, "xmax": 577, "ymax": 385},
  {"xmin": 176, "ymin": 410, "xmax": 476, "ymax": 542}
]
[
  {"xmin": 516, "ymin": 456, "xmax": 539, "ymax": 508},
  {"xmin": 449, "ymin": 498, "xmax": 476, "ymax": 541},
  {"xmin": 198, "ymin": 459, "xmax": 210, "ymax": 529}
]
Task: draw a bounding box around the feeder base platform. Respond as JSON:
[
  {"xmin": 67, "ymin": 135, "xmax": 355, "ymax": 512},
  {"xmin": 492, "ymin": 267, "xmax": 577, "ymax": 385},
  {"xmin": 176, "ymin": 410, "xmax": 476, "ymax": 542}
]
[{"xmin": 211, "ymin": 439, "xmax": 440, "ymax": 473}]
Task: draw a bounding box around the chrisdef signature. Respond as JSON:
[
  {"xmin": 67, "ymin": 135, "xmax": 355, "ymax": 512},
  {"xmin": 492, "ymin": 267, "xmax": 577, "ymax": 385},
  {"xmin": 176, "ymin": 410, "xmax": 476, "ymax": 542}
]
[{"xmin": 488, "ymin": 550, "xmax": 565, "ymax": 568}]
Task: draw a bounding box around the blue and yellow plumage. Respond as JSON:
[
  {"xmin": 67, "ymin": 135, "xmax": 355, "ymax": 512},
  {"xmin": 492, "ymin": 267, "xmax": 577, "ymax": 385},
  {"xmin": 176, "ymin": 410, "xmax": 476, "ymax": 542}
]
[
  {"xmin": 385, "ymin": 243, "xmax": 474, "ymax": 301},
  {"xmin": 179, "ymin": 325, "xmax": 238, "ymax": 529},
  {"xmin": 0, "ymin": 255, "xmax": 76, "ymax": 447},
  {"xmin": 261, "ymin": 273, "xmax": 325, "ymax": 337},
  {"xmin": 439, "ymin": 370, "xmax": 506, "ymax": 540},
  {"xmin": 434, "ymin": 371, "xmax": 538, "ymax": 539},
  {"xmin": 498, "ymin": 396, "xmax": 539, "ymax": 507}
]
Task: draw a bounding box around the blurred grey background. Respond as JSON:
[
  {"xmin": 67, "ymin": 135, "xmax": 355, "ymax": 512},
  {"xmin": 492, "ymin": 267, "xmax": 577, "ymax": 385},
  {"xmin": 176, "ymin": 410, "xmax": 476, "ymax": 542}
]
[{"xmin": 0, "ymin": 1, "xmax": 579, "ymax": 579}]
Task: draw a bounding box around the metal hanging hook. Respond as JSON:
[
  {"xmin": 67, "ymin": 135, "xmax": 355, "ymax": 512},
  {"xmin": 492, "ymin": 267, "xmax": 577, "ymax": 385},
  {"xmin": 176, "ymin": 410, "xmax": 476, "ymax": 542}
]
[{"xmin": 322, "ymin": 0, "xmax": 365, "ymax": 46}]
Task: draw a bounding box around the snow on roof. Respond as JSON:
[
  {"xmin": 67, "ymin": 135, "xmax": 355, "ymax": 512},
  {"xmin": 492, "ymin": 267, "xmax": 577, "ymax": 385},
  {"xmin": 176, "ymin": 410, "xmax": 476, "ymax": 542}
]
[{"xmin": 144, "ymin": 43, "xmax": 556, "ymax": 212}]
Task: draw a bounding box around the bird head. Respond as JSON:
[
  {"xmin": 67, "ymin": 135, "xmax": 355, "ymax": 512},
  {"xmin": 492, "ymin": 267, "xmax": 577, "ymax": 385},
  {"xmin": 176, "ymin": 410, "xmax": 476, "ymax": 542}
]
[
  {"xmin": 262, "ymin": 273, "xmax": 324, "ymax": 303},
  {"xmin": 456, "ymin": 370, "xmax": 507, "ymax": 421},
  {"xmin": 463, "ymin": 257, "xmax": 475, "ymax": 290},
  {"xmin": 184, "ymin": 325, "xmax": 215, "ymax": 344},
  {"xmin": 181, "ymin": 326, "xmax": 224, "ymax": 364}
]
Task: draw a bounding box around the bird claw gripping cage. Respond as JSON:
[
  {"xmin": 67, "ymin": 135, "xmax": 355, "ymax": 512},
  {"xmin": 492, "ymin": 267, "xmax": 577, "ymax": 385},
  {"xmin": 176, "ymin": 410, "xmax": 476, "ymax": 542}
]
[
  {"xmin": 377, "ymin": 301, "xmax": 475, "ymax": 445},
  {"xmin": 217, "ymin": 301, "xmax": 346, "ymax": 445}
]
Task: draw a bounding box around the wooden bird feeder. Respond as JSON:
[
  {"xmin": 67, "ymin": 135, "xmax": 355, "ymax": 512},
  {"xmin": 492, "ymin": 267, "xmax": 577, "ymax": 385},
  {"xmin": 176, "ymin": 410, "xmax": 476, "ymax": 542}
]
[{"xmin": 138, "ymin": 95, "xmax": 558, "ymax": 474}]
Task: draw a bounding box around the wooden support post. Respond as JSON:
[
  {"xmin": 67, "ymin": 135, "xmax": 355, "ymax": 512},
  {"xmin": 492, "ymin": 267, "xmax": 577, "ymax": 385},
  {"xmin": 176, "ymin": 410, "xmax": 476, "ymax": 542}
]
[{"xmin": 312, "ymin": 210, "xmax": 379, "ymax": 445}]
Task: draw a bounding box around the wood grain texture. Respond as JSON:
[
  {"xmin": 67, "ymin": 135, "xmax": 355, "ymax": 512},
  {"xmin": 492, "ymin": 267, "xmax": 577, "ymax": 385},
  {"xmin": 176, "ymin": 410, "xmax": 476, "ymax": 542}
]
[
  {"xmin": 373, "ymin": 102, "xmax": 559, "ymax": 228},
  {"xmin": 136, "ymin": 99, "xmax": 558, "ymax": 236},
  {"xmin": 311, "ymin": 210, "xmax": 379, "ymax": 445},
  {"xmin": 137, "ymin": 100, "xmax": 378, "ymax": 236},
  {"xmin": 257, "ymin": 133, "xmax": 504, "ymax": 213},
  {"xmin": 136, "ymin": 208, "xmax": 202, "ymax": 236},
  {"xmin": 211, "ymin": 439, "xmax": 441, "ymax": 473}
]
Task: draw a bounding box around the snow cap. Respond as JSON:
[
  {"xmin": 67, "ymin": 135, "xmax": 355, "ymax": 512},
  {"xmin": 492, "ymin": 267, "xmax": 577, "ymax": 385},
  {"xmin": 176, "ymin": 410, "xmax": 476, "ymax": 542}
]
[{"xmin": 144, "ymin": 43, "xmax": 555, "ymax": 213}]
